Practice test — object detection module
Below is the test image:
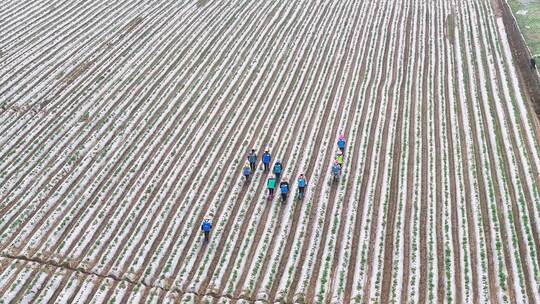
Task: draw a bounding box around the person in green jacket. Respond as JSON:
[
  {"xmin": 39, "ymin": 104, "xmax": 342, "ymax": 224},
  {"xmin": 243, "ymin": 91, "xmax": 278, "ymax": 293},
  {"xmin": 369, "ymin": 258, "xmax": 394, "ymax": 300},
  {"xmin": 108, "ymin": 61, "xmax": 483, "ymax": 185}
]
[
  {"xmin": 336, "ymin": 150, "xmax": 344, "ymax": 168},
  {"xmin": 267, "ymin": 176, "xmax": 277, "ymax": 198}
]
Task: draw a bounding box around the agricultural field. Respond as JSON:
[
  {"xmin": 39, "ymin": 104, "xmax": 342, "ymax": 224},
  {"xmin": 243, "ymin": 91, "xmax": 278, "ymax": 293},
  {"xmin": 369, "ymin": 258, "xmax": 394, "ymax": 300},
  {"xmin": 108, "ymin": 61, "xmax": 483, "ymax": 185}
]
[{"xmin": 1, "ymin": 0, "xmax": 540, "ymax": 303}]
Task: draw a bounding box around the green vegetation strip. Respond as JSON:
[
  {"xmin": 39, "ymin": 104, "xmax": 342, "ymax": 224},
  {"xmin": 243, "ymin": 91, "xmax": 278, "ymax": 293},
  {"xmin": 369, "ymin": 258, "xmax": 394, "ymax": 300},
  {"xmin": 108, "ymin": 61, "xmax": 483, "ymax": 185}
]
[{"xmin": 508, "ymin": 0, "xmax": 540, "ymax": 56}]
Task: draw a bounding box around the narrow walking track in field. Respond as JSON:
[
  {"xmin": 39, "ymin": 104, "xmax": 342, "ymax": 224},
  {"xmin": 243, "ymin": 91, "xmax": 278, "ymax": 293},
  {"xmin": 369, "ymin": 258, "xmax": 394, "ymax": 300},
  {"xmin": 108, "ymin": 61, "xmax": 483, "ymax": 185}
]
[
  {"xmin": 432, "ymin": 0, "xmax": 447, "ymax": 300},
  {"xmin": 2, "ymin": 0, "xmax": 540, "ymax": 302},
  {"xmin": 418, "ymin": 2, "xmax": 431, "ymax": 301},
  {"xmin": 440, "ymin": 1, "xmax": 464, "ymax": 301}
]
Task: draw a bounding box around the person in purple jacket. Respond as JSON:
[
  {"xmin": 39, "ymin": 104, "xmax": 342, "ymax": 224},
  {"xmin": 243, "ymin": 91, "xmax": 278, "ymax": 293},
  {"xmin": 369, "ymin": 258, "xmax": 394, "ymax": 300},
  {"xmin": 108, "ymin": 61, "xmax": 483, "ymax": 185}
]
[{"xmin": 243, "ymin": 162, "xmax": 251, "ymax": 181}]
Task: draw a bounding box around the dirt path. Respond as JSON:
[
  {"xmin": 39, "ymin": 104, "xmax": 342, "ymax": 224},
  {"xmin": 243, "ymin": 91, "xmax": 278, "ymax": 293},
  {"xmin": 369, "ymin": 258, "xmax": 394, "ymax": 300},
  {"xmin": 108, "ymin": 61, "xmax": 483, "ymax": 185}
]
[
  {"xmin": 417, "ymin": 2, "xmax": 431, "ymax": 302},
  {"xmin": 492, "ymin": 0, "xmax": 540, "ymax": 116},
  {"xmin": 493, "ymin": 0, "xmax": 540, "ymax": 178},
  {"xmin": 432, "ymin": 1, "xmax": 447, "ymax": 301}
]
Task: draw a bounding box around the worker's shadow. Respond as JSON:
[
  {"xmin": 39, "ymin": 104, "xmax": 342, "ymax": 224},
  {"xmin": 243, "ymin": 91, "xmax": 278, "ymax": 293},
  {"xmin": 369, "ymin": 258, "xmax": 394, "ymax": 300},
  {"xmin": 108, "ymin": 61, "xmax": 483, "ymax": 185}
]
[{"xmin": 200, "ymin": 236, "xmax": 210, "ymax": 247}]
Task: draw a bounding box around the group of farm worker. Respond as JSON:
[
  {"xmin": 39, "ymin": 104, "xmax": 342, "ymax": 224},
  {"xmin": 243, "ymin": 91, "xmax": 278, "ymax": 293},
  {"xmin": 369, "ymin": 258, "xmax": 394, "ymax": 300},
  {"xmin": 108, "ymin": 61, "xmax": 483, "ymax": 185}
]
[
  {"xmin": 332, "ymin": 134, "xmax": 346, "ymax": 179},
  {"xmin": 241, "ymin": 134, "xmax": 346, "ymax": 201},
  {"xmin": 202, "ymin": 135, "xmax": 346, "ymax": 240},
  {"xmin": 243, "ymin": 149, "xmax": 304, "ymax": 202}
]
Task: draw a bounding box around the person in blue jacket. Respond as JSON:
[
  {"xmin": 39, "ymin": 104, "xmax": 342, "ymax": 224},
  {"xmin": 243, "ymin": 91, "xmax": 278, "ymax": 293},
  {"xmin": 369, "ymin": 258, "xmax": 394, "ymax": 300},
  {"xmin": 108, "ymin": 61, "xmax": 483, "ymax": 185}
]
[
  {"xmin": 247, "ymin": 149, "xmax": 257, "ymax": 171},
  {"xmin": 280, "ymin": 178, "xmax": 290, "ymax": 202},
  {"xmin": 331, "ymin": 160, "xmax": 341, "ymax": 181},
  {"xmin": 201, "ymin": 219, "xmax": 212, "ymax": 241},
  {"xmin": 262, "ymin": 150, "xmax": 271, "ymax": 172},
  {"xmin": 273, "ymin": 161, "xmax": 283, "ymax": 180},
  {"xmin": 297, "ymin": 174, "xmax": 306, "ymax": 199},
  {"xmin": 243, "ymin": 162, "xmax": 251, "ymax": 181},
  {"xmin": 337, "ymin": 134, "xmax": 346, "ymax": 154}
]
